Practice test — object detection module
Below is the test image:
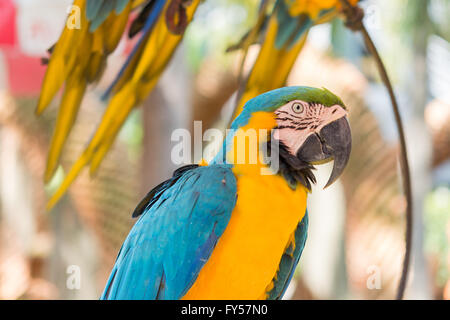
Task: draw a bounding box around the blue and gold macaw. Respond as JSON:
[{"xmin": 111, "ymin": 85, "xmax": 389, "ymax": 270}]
[
  {"xmin": 101, "ymin": 86, "xmax": 352, "ymax": 299},
  {"xmin": 38, "ymin": 0, "xmax": 200, "ymax": 209}
]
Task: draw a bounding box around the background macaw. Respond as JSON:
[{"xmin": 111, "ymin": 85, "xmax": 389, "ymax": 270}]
[
  {"xmin": 37, "ymin": 0, "xmax": 200, "ymax": 209},
  {"xmin": 101, "ymin": 86, "xmax": 352, "ymax": 299}
]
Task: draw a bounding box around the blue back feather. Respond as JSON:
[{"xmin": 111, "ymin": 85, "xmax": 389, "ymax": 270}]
[{"xmin": 101, "ymin": 164, "xmax": 237, "ymax": 299}]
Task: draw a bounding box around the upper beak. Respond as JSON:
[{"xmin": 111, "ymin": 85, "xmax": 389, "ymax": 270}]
[{"xmin": 296, "ymin": 116, "xmax": 352, "ymax": 188}]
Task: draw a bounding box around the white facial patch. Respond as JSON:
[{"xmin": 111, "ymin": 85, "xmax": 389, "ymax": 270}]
[{"xmin": 273, "ymin": 100, "xmax": 347, "ymax": 155}]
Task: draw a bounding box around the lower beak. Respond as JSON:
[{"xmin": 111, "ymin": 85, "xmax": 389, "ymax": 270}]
[{"xmin": 296, "ymin": 117, "xmax": 352, "ymax": 188}]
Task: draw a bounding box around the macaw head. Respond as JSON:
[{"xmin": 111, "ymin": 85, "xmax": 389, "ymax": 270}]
[{"xmin": 228, "ymin": 86, "xmax": 352, "ymax": 189}]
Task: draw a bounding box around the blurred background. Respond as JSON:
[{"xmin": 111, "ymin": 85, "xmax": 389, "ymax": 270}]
[{"xmin": 0, "ymin": 0, "xmax": 449, "ymax": 299}]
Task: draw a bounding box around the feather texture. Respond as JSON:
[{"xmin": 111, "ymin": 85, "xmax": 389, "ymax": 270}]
[
  {"xmin": 39, "ymin": 0, "xmax": 133, "ymax": 183},
  {"xmin": 266, "ymin": 212, "xmax": 308, "ymax": 299},
  {"xmin": 101, "ymin": 165, "xmax": 237, "ymax": 299}
]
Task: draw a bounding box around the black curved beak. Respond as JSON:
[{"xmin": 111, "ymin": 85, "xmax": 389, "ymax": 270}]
[{"xmin": 296, "ymin": 117, "xmax": 352, "ymax": 188}]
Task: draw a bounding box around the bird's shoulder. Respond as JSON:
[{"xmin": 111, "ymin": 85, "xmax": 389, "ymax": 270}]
[
  {"xmin": 132, "ymin": 164, "xmax": 237, "ymax": 218},
  {"xmin": 102, "ymin": 163, "xmax": 237, "ymax": 299}
]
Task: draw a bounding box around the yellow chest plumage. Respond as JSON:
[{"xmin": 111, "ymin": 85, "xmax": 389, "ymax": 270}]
[
  {"xmin": 183, "ymin": 112, "xmax": 308, "ymax": 299},
  {"xmin": 182, "ymin": 168, "xmax": 307, "ymax": 299}
]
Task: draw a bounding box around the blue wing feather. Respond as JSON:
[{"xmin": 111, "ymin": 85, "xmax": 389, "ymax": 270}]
[
  {"xmin": 267, "ymin": 211, "xmax": 308, "ymax": 300},
  {"xmin": 86, "ymin": 0, "xmax": 104, "ymax": 21},
  {"xmin": 89, "ymin": 0, "xmax": 115, "ymax": 31},
  {"xmin": 101, "ymin": 164, "xmax": 237, "ymax": 300}
]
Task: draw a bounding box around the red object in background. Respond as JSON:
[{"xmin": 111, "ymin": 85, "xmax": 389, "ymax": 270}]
[
  {"xmin": 0, "ymin": 0, "xmax": 17, "ymax": 46},
  {"xmin": 3, "ymin": 48, "xmax": 46, "ymax": 96},
  {"xmin": 0, "ymin": 0, "xmax": 45, "ymax": 96}
]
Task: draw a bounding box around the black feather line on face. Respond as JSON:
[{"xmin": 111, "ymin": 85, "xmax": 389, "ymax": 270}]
[{"xmin": 264, "ymin": 140, "xmax": 316, "ymax": 191}]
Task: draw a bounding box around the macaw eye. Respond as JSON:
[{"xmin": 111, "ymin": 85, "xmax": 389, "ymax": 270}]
[{"xmin": 291, "ymin": 103, "xmax": 303, "ymax": 114}]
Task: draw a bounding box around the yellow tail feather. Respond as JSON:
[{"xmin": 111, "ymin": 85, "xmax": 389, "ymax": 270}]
[
  {"xmin": 46, "ymin": 83, "xmax": 137, "ymax": 210},
  {"xmin": 89, "ymin": 4, "xmax": 193, "ymax": 174},
  {"xmin": 47, "ymin": 0, "xmax": 201, "ymax": 209},
  {"xmin": 36, "ymin": 0, "xmax": 88, "ymax": 115},
  {"xmin": 44, "ymin": 32, "xmax": 94, "ymax": 182},
  {"xmin": 44, "ymin": 72, "xmax": 87, "ymax": 183},
  {"xmin": 41, "ymin": 2, "xmax": 133, "ymax": 183},
  {"xmin": 132, "ymin": 0, "xmax": 148, "ymax": 10},
  {"xmin": 46, "ymin": 148, "xmax": 91, "ymax": 211},
  {"xmin": 103, "ymin": 3, "xmax": 132, "ymax": 53}
]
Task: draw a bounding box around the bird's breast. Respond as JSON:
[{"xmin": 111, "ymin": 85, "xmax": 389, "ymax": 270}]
[{"xmin": 182, "ymin": 168, "xmax": 308, "ymax": 299}]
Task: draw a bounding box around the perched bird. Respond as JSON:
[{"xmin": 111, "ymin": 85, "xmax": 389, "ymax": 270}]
[
  {"xmin": 101, "ymin": 86, "xmax": 352, "ymax": 299},
  {"xmin": 38, "ymin": 0, "xmax": 200, "ymax": 209}
]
